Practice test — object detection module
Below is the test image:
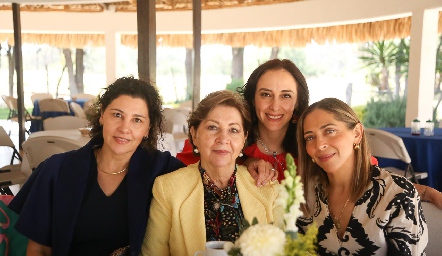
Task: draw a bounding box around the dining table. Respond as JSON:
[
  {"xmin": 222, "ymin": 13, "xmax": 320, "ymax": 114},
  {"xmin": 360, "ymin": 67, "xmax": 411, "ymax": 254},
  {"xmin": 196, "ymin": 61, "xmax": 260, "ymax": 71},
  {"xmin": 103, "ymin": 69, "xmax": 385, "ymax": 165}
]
[
  {"xmin": 29, "ymin": 99, "xmax": 87, "ymax": 133},
  {"xmin": 379, "ymin": 127, "xmax": 442, "ymax": 191}
]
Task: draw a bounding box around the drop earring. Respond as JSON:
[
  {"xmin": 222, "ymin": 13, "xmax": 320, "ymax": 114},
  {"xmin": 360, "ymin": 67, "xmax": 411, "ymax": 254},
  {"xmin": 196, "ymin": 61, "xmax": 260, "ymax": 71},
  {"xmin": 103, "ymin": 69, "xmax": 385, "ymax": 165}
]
[{"xmin": 312, "ymin": 158, "xmax": 315, "ymax": 163}]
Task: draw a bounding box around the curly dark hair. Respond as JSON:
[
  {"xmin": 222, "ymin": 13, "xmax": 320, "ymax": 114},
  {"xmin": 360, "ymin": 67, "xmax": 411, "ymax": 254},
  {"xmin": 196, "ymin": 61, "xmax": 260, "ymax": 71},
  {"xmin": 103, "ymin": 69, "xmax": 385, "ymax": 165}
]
[
  {"xmin": 89, "ymin": 76, "xmax": 164, "ymax": 151},
  {"xmin": 187, "ymin": 90, "xmax": 251, "ymax": 152},
  {"xmin": 237, "ymin": 59, "xmax": 309, "ymax": 157}
]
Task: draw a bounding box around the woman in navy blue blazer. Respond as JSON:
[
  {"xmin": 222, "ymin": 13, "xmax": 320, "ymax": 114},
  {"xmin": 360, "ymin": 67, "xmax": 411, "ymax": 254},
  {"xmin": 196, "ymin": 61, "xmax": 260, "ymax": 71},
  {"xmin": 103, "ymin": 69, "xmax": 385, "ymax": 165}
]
[{"xmin": 9, "ymin": 76, "xmax": 185, "ymax": 256}]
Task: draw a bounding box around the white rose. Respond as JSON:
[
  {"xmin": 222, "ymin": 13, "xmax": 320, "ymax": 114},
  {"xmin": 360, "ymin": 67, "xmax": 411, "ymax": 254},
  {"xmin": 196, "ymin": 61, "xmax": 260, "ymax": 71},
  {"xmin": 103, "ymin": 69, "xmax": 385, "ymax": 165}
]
[{"xmin": 237, "ymin": 224, "xmax": 286, "ymax": 256}]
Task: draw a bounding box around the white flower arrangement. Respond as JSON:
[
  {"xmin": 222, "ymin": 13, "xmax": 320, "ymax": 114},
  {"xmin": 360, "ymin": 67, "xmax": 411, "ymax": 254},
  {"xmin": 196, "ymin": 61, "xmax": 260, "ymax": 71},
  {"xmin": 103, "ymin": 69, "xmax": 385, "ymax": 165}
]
[{"xmin": 227, "ymin": 154, "xmax": 317, "ymax": 256}]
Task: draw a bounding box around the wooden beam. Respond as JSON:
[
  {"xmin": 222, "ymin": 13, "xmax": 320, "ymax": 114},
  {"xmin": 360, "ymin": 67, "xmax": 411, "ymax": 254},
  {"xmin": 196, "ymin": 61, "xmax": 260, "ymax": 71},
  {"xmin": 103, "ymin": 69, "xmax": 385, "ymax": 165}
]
[
  {"xmin": 137, "ymin": 0, "xmax": 156, "ymax": 83},
  {"xmin": 12, "ymin": 3, "xmax": 25, "ymax": 148},
  {"xmin": 192, "ymin": 0, "xmax": 201, "ymax": 110}
]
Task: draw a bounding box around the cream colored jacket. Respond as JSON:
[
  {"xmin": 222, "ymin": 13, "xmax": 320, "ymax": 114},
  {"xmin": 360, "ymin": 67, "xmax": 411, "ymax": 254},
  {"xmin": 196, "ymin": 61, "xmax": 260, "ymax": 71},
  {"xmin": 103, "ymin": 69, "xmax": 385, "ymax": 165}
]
[{"xmin": 141, "ymin": 163, "xmax": 281, "ymax": 256}]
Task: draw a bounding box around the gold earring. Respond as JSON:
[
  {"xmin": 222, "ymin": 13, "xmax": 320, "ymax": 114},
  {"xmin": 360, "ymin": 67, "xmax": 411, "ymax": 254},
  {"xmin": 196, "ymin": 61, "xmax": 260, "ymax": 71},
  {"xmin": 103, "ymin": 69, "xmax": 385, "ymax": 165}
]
[
  {"xmin": 311, "ymin": 158, "xmax": 315, "ymax": 163},
  {"xmin": 353, "ymin": 143, "xmax": 360, "ymax": 150}
]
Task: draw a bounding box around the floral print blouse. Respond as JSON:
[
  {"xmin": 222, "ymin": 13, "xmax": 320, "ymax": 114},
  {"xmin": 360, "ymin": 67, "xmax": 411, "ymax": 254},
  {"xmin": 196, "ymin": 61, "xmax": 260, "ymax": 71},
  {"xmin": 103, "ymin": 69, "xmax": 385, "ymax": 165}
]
[
  {"xmin": 297, "ymin": 166, "xmax": 428, "ymax": 255},
  {"xmin": 200, "ymin": 165, "xmax": 245, "ymax": 242}
]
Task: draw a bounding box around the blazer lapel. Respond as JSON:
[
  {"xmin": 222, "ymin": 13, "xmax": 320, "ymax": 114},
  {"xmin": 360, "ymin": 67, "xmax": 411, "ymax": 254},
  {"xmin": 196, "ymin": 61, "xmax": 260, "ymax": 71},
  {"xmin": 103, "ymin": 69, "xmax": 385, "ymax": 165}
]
[
  {"xmin": 126, "ymin": 148, "xmax": 156, "ymax": 253},
  {"xmin": 180, "ymin": 172, "xmax": 206, "ymax": 255},
  {"xmin": 54, "ymin": 143, "xmax": 92, "ymax": 255},
  {"xmin": 236, "ymin": 169, "xmax": 268, "ymax": 224}
]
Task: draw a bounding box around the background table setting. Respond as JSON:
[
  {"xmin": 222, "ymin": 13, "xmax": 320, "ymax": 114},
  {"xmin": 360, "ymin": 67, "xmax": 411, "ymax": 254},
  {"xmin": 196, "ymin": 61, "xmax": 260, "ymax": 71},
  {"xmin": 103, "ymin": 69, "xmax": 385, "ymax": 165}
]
[{"xmin": 379, "ymin": 127, "xmax": 442, "ymax": 191}]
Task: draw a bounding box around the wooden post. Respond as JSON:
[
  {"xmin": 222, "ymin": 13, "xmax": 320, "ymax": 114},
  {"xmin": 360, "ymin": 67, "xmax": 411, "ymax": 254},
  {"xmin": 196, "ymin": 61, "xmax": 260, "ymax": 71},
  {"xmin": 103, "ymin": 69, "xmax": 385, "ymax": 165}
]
[
  {"xmin": 137, "ymin": 0, "xmax": 156, "ymax": 84},
  {"xmin": 192, "ymin": 0, "xmax": 201, "ymax": 110},
  {"xmin": 12, "ymin": 3, "xmax": 25, "ymax": 148}
]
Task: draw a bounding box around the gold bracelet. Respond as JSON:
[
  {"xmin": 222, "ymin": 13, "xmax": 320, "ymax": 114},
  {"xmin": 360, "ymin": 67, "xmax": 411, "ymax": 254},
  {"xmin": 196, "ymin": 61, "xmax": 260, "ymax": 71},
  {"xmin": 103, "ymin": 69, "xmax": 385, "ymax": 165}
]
[{"xmin": 421, "ymin": 186, "xmax": 427, "ymax": 201}]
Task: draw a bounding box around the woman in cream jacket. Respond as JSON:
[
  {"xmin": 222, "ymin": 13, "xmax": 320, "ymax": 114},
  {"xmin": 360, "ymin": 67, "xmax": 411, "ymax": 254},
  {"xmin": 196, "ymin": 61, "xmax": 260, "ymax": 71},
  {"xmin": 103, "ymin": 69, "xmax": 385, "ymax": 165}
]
[{"xmin": 142, "ymin": 90, "xmax": 281, "ymax": 255}]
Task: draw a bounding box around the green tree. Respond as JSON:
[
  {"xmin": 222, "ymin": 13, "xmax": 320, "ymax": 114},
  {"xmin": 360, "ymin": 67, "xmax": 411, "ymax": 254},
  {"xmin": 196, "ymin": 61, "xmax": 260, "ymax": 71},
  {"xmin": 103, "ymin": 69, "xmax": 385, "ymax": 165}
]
[{"xmin": 359, "ymin": 40, "xmax": 397, "ymax": 99}]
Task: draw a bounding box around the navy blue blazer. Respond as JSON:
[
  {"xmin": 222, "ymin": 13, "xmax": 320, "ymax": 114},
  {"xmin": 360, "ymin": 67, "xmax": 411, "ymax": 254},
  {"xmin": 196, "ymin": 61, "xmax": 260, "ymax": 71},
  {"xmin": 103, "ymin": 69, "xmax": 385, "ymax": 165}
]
[{"xmin": 9, "ymin": 137, "xmax": 185, "ymax": 256}]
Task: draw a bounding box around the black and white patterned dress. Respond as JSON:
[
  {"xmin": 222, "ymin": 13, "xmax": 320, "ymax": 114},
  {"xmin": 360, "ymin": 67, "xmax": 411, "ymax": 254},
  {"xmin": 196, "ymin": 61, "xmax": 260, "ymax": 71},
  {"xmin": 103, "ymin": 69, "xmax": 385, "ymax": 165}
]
[{"xmin": 297, "ymin": 166, "xmax": 428, "ymax": 256}]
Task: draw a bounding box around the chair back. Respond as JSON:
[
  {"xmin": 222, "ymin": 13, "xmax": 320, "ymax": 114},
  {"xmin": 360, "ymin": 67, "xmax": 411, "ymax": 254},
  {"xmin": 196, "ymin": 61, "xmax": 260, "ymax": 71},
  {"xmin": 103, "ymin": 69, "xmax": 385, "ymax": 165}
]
[
  {"xmin": 38, "ymin": 98, "xmax": 70, "ymax": 117},
  {"xmin": 0, "ymin": 126, "xmax": 22, "ymax": 165},
  {"xmin": 72, "ymin": 93, "xmax": 96, "ymax": 101},
  {"xmin": 43, "ymin": 116, "xmax": 88, "ymax": 130},
  {"xmin": 365, "ymin": 128, "xmax": 411, "ymax": 163},
  {"xmin": 422, "ymin": 202, "xmax": 442, "ymax": 256},
  {"xmin": 1, "ymin": 95, "xmax": 18, "ymax": 119},
  {"xmin": 365, "ymin": 128, "xmax": 427, "ymax": 182},
  {"xmin": 69, "ymin": 102, "xmax": 87, "ymax": 119},
  {"xmin": 157, "ymin": 133, "xmax": 177, "ymax": 157},
  {"xmin": 30, "ymin": 93, "xmax": 53, "ymax": 103},
  {"xmin": 163, "ymin": 108, "xmax": 188, "ymax": 134},
  {"xmin": 22, "ymin": 136, "xmax": 81, "ymax": 169}
]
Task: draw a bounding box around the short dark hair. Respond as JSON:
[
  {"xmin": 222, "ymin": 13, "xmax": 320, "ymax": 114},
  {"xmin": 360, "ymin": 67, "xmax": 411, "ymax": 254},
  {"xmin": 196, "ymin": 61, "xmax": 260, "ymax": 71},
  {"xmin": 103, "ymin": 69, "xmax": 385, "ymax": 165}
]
[
  {"xmin": 187, "ymin": 90, "xmax": 251, "ymax": 151},
  {"xmin": 237, "ymin": 59, "xmax": 309, "ymax": 157},
  {"xmin": 89, "ymin": 76, "xmax": 164, "ymax": 151}
]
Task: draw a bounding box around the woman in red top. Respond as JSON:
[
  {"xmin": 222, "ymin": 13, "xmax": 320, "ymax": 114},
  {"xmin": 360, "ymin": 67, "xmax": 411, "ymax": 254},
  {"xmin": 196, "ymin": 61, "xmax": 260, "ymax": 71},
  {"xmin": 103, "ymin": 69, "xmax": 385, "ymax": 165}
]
[{"xmin": 177, "ymin": 59, "xmax": 308, "ymax": 184}]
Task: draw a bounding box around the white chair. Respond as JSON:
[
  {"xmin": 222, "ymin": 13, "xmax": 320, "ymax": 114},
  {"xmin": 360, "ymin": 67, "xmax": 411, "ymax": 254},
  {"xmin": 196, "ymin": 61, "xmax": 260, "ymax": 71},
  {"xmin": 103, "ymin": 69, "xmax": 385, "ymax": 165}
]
[
  {"xmin": 69, "ymin": 101, "xmax": 87, "ymax": 119},
  {"xmin": 72, "ymin": 93, "xmax": 96, "ymax": 101},
  {"xmin": 43, "ymin": 116, "xmax": 88, "ymax": 130},
  {"xmin": 22, "ymin": 136, "xmax": 82, "ymax": 170},
  {"xmin": 422, "ymin": 202, "xmax": 442, "ymax": 256},
  {"xmin": 38, "ymin": 98, "xmax": 70, "ymax": 120},
  {"xmin": 2, "ymin": 95, "xmax": 42, "ymax": 134},
  {"xmin": 0, "ymin": 126, "xmax": 22, "ymax": 165},
  {"xmin": 0, "ymin": 126, "xmax": 28, "ymax": 195},
  {"xmin": 30, "ymin": 93, "xmax": 53, "ymax": 103},
  {"xmin": 163, "ymin": 108, "xmax": 188, "ymax": 134},
  {"xmin": 365, "ymin": 128, "xmax": 428, "ymax": 183},
  {"xmin": 157, "ymin": 133, "xmax": 177, "ymax": 157}
]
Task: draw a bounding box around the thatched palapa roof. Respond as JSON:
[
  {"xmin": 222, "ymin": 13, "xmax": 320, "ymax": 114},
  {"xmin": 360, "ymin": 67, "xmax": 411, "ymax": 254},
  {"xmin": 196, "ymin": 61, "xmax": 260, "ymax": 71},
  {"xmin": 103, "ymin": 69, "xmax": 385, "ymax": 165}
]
[{"xmin": 0, "ymin": 0, "xmax": 441, "ymax": 48}]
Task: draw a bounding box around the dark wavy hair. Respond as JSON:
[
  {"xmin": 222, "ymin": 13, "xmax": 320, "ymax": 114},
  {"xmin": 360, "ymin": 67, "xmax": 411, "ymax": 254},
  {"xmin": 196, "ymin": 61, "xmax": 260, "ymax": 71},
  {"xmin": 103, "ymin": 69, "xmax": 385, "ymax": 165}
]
[
  {"xmin": 237, "ymin": 59, "xmax": 309, "ymax": 157},
  {"xmin": 89, "ymin": 76, "xmax": 164, "ymax": 151},
  {"xmin": 297, "ymin": 98, "xmax": 371, "ymax": 212},
  {"xmin": 187, "ymin": 90, "xmax": 251, "ymax": 152}
]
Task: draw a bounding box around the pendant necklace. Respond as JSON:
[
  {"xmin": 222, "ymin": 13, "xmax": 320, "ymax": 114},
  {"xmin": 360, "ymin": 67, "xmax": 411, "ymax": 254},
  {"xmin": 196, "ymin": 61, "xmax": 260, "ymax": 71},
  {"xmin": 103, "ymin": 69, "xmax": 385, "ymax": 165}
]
[
  {"xmin": 330, "ymin": 195, "xmax": 351, "ymax": 231},
  {"xmin": 256, "ymin": 132, "xmax": 284, "ymax": 170}
]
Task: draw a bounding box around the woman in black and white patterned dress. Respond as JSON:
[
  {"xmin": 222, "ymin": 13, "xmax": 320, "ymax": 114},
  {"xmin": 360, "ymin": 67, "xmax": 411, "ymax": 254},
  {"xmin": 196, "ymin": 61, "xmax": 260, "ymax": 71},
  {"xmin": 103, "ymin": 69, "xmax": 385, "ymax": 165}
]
[{"xmin": 296, "ymin": 98, "xmax": 428, "ymax": 255}]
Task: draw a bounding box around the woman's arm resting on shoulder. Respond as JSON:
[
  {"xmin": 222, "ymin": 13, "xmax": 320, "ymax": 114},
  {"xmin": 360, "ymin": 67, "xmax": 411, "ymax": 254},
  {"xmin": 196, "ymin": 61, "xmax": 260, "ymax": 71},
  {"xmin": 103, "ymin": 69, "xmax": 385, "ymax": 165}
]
[
  {"xmin": 27, "ymin": 239, "xmax": 52, "ymax": 256},
  {"xmin": 243, "ymin": 157, "xmax": 278, "ymax": 187},
  {"xmin": 415, "ymin": 184, "xmax": 442, "ymax": 209}
]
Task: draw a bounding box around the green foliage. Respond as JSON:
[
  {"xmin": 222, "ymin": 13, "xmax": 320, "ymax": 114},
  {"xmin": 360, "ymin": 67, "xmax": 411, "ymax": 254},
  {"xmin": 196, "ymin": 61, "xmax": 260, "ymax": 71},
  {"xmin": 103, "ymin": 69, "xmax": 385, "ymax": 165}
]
[
  {"xmin": 352, "ymin": 105, "xmax": 366, "ymax": 122},
  {"xmin": 362, "ymin": 96, "xmax": 406, "ymax": 128},
  {"xmin": 0, "ymin": 108, "xmax": 33, "ymax": 120},
  {"xmin": 283, "ymin": 224, "xmax": 317, "ymax": 256},
  {"xmin": 226, "ymin": 78, "xmax": 245, "ymax": 92},
  {"xmin": 0, "ymin": 108, "xmax": 9, "ymax": 119}
]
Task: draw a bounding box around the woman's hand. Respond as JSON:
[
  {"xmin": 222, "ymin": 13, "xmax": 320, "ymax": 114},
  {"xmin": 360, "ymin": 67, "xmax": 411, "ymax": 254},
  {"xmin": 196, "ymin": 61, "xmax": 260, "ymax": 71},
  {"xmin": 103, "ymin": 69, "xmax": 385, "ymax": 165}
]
[{"xmin": 243, "ymin": 157, "xmax": 278, "ymax": 187}]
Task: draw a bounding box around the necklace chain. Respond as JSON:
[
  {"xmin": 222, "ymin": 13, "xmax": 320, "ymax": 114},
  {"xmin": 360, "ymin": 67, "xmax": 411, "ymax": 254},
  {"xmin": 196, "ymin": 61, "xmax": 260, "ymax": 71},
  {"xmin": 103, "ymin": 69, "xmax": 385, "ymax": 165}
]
[
  {"xmin": 256, "ymin": 133, "xmax": 282, "ymax": 156},
  {"xmin": 95, "ymin": 149, "xmax": 128, "ymax": 175},
  {"xmin": 256, "ymin": 132, "xmax": 285, "ymax": 170},
  {"xmin": 330, "ymin": 196, "xmax": 351, "ymax": 231},
  {"xmin": 97, "ymin": 165, "xmax": 127, "ymax": 175}
]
